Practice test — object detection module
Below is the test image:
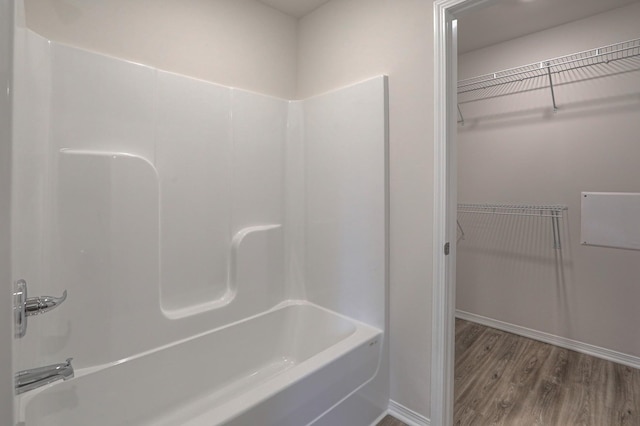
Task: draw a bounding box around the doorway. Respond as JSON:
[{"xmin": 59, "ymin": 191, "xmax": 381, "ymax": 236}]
[{"xmin": 433, "ymin": 0, "xmax": 640, "ymax": 424}]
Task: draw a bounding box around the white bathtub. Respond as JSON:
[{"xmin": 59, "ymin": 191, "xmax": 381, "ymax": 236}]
[{"xmin": 17, "ymin": 302, "xmax": 382, "ymax": 426}]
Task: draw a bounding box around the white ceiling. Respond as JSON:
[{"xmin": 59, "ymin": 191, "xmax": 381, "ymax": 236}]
[
  {"xmin": 256, "ymin": 0, "xmax": 640, "ymax": 51},
  {"xmin": 458, "ymin": 0, "xmax": 640, "ymax": 54},
  {"xmin": 257, "ymin": 0, "xmax": 331, "ymax": 18}
]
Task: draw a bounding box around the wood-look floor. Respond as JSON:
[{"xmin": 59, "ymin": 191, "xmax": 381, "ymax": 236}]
[
  {"xmin": 455, "ymin": 319, "xmax": 640, "ymax": 425},
  {"xmin": 377, "ymin": 414, "xmax": 409, "ymax": 426}
]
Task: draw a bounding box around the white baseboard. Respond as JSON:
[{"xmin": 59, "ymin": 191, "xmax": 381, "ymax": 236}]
[
  {"xmin": 370, "ymin": 410, "xmax": 390, "ymax": 426},
  {"xmin": 387, "ymin": 400, "xmax": 430, "ymax": 426},
  {"xmin": 456, "ymin": 310, "xmax": 640, "ymax": 370}
]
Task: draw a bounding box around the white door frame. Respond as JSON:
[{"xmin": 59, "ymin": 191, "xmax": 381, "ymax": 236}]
[{"xmin": 431, "ymin": 0, "xmax": 499, "ymax": 424}]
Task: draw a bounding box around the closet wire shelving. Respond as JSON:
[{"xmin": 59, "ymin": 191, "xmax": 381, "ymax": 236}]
[
  {"xmin": 457, "ymin": 203, "xmax": 568, "ymax": 249},
  {"xmin": 456, "ymin": 38, "xmax": 640, "ymax": 123}
]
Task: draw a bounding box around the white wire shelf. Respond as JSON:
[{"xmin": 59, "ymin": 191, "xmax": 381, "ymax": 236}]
[
  {"xmin": 456, "ymin": 38, "xmax": 640, "ymax": 120},
  {"xmin": 457, "ymin": 203, "xmax": 568, "ymax": 248},
  {"xmin": 457, "ymin": 203, "xmax": 567, "ymax": 218},
  {"xmin": 458, "ymin": 38, "xmax": 640, "ymax": 94}
]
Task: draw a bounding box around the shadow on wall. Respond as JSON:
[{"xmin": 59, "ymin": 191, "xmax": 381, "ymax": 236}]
[{"xmin": 456, "ymin": 211, "xmax": 573, "ymax": 329}]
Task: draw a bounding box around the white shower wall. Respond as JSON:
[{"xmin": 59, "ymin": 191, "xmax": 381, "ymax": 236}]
[
  {"xmin": 12, "ymin": 26, "xmax": 388, "ymax": 392},
  {"xmin": 304, "ymin": 84, "xmax": 388, "ymax": 329},
  {"xmin": 13, "ymin": 28, "xmax": 290, "ymax": 370}
]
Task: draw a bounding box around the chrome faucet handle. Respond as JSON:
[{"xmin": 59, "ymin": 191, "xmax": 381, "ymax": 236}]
[
  {"xmin": 13, "ymin": 279, "xmax": 68, "ymax": 338},
  {"xmin": 24, "ymin": 290, "xmax": 68, "ymax": 316}
]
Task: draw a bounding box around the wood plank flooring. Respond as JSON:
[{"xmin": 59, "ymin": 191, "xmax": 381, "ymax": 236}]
[
  {"xmin": 377, "ymin": 414, "xmax": 408, "ymax": 426},
  {"xmin": 455, "ymin": 319, "xmax": 640, "ymax": 425}
]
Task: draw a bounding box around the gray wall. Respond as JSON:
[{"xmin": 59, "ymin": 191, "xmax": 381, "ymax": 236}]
[
  {"xmin": 24, "ymin": 0, "xmax": 298, "ymax": 99},
  {"xmin": 0, "ymin": 0, "xmax": 14, "ymax": 423},
  {"xmin": 457, "ymin": 3, "xmax": 640, "ymax": 358}
]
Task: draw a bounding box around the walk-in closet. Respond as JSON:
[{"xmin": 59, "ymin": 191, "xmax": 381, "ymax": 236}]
[{"xmin": 454, "ymin": 1, "xmax": 640, "ymax": 424}]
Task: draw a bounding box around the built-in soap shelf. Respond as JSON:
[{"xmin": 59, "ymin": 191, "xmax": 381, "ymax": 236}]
[
  {"xmin": 60, "ymin": 148, "xmax": 156, "ymax": 162},
  {"xmin": 163, "ymin": 224, "xmax": 284, "ymax": 319}
]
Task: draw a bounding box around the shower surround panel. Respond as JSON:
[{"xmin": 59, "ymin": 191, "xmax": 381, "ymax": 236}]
[{"xmin": 13, "ymin": 27, "xmax": 388, "ymax": 425}]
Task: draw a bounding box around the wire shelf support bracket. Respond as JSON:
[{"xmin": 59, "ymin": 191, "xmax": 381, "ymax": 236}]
[
  {"xmin": 545, "ymin": 62, "xmax": 558, "ymax": 112},
  {"xmin": 457, "ymin": 203, "xmax": 568, "ymax": 249},
  {"xmin": 457, "ymin": 104, "xmax": 465, "ymax": 126}
]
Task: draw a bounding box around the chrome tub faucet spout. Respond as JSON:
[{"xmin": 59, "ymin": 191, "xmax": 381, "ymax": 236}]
[{"xmin": 15, "ymin": 358, "xmax": 74, "ymax": 395}]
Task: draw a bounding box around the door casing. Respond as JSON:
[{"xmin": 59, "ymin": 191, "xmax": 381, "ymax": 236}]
[{"xmin": 431, "ymin": 0, "xmax": 500, "ymax": 424}]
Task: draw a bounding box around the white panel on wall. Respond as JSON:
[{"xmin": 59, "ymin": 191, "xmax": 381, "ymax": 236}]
[
  {"xmin": 581, "ymin": 192, "xmax": 640, "ymax": 250},
  {"xmin": 11, "ymin": 28, "xmax": 52, "ymax": 372},
  {"xmin": 54, "ymin": 150, "xmax": 160, "ymax": 366},
  {"xmin": 11, "ymin": 29, "xmax": 51, "ymax": 285},
  {"xmin": 232, "ymin": 225, "xmax": 285, "ymax": 309},
  {"xmin": 304, "ymin": 76, "xmax": 388, "ymax": 330},
  {"xmin": 50, "ymin": 43, "xmax": 156, "ymax": 160},
  {"xmin": 156, "ymin": 71, "xmax": 232, "ymax": 316},
  {"xmin": 13, "ymin": 31, "xmax": 296, "ymax": 368},
  {"xmin": 284, "ymin": 101, "xmax": 306, "ymax": 300},
  {"xmin": 230, "ymin": 89, "xmax": 287, "ymax": 234}
]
